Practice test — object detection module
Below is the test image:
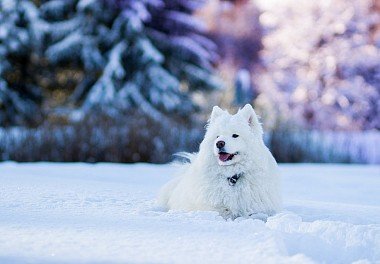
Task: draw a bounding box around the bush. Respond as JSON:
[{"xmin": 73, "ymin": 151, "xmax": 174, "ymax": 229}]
[
  {"xmin": 1, "ymin": 116, "xmax": 378, "ymax": 164},
  {"xmin": 267, "ymin": 130, "xmax": 380, "ymax": 164},
  {"xmin": 0, "ymin": 111, "xmax": 203, "ymax": 163}
]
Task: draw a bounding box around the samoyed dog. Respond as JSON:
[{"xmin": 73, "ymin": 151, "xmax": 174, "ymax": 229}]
[{"xmin": 158, "ymin": 104, "xmax": 281, "ymax": 219}]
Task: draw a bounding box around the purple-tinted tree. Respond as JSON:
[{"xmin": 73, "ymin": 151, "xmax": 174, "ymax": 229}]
[{"xmin": 256, "ymin": 0, "xmax": 380, "ymax": 131}]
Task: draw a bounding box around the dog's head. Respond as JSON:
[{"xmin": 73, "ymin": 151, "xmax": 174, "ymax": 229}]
[{"xmin": 203, "ymin": 104, "xmax": 264, "ymax": 166}]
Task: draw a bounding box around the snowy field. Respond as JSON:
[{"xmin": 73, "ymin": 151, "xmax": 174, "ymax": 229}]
[{"xmin": 0, "ymin": 162, "xmax": 379, "ymax": 263}]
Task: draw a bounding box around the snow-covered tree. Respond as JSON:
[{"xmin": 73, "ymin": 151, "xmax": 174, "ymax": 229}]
[
  {"xmin": 0, "ymin": 0, "xmax": 47, "ymax": 126},
  {"xmin": 40, "ymin": 0, "xmax": 220, "ymax": 120},
  {"xmin": 256, "ymin": 0, "xmax": 380, "ymax": 131}
]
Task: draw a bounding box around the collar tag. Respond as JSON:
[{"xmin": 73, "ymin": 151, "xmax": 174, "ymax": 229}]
[{"xmin": 227, "ymin": 173, "xmax": 243, "ymax": 186}]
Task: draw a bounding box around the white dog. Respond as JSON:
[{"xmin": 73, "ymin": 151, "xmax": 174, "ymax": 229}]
[{"xmin": 158, "ymin": 104, "xmax": 281, "ymax": 219}]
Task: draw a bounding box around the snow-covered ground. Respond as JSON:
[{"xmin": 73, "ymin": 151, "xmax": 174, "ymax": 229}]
[{"xmin": 0, "ymin": 162, "xmax": 379, "ymax": 263}]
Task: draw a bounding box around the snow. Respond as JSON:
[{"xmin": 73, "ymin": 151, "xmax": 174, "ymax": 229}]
[{"xmin": 0, "ymin": 162, "xmax": 379, "ymax": 263}]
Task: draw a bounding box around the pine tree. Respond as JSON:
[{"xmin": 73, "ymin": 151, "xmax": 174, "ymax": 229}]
[
  {"xmin": 0, "ymin": 0, "xmax": 46, "ymax": 126},
  {"xmin": 40, "ymin": 0, "xmax": 220, "ymax": 121}
]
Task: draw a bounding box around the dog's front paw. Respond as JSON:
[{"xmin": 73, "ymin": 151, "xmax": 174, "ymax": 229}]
[
  {"xmin": 249, "ymin": 212, "xmax": 268, "ymax": 222},
  {"xmin": 219, "ymin": 208, "xmax": 234, "ymax": 220}
]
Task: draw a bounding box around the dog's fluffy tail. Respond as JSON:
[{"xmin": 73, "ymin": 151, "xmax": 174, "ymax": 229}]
[
  {"xmin": 158, "ymin": 152, "xmax": 196, "ymax": 209},
  {"xmin": 172, "ymin": 152, "xmax": 197, "ymax": 164}
]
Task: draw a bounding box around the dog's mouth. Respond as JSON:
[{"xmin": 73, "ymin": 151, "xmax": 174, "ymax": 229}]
[{"xmin": 218, "ymin": 152, "xmax": 238, "ymax": 162}]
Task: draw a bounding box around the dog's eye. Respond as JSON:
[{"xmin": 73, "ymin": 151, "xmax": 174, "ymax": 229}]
[
  {"xmin": 216, "ymin": 136, "xmax": 219, "ymax": 139},
  {"xmin": 232, "ymin": 134, "xmax": 239, "ymax": 138}
]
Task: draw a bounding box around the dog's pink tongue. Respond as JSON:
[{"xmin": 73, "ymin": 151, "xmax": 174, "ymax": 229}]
[{"xmin": 219, "ymin": 153, "xmax": 230, "ymax": 162}]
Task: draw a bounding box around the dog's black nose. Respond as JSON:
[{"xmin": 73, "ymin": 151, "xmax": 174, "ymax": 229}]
[{"xmin": 216, "ymin": 141, "xmax": 225, "ymax": 149}]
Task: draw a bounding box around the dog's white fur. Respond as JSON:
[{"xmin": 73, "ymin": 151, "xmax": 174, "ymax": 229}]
[{"xmin": 158, "ymin": 104, "xmax": 281, "ymax": 219}]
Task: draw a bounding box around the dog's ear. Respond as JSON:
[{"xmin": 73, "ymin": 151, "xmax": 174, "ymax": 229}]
[
  {"xmin": 210, "ymin": 106, "xmax": 225, "ymax": 123},
  {"xmin": 239, "ymin": 104, "xmax": 260, "ymax": 128}
]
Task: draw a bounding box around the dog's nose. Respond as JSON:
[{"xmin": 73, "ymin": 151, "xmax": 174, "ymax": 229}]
[{"xmin": 216, "ymin": 141, "xmax": 225, "ymax": 149}]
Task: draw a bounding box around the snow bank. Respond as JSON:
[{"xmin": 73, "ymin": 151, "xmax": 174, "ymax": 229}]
[{"xmin": 0, "ymin": 163, "xmax": 379, "ymax": 263}]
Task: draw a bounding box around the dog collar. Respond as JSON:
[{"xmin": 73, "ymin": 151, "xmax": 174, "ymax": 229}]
[{"xmin": 227, "ymin": 172, "xmax": 243, "ymax": 186}]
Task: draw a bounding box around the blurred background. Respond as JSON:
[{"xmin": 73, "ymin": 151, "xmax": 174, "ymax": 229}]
[{"xmin": 0, "ymin": 0, "xmax": 379, "ymax": 164}]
